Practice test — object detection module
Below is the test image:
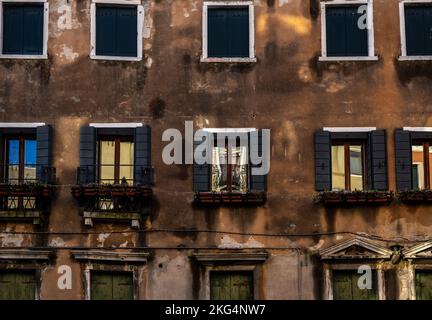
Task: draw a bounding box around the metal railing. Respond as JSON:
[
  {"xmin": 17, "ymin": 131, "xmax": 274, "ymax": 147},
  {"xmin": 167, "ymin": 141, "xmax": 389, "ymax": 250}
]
[
  {"xmin": 76, "ymin": 165, "xmax": 153, "ymax": 186},
  {"xmin": 0, "ymin": 164, "xmax": 56, "ymax": 185}
]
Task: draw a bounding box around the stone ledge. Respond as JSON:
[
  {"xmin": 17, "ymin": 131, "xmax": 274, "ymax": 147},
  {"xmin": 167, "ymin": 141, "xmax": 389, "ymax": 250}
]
[
  {"xmin": 0, "ymin": 248, "xmax": 53, "ymax": 261},
  {"xmin": 71, "ymin": 250, "xmax": 150, "ymax": 263},
  {"xmin": 192, "ymin": 250, "xmax": 269, "ymax": 263}
]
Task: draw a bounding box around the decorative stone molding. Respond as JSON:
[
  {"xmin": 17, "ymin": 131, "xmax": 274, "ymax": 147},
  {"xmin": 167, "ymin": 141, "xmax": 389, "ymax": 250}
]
[
  {"xmin": 71, "ymin": 250, "xmax": 150, "ymax": 263},
  {"xmin": 320, "ymin": 237, "xmax": 393, "ymax": 260},
  {"xmin": 192, "ymin": 250, "xmax": 269, "ymax": 264},
  {"xmin": 0, "ymin": 248, "xmax": 53, "ymax": 261}
]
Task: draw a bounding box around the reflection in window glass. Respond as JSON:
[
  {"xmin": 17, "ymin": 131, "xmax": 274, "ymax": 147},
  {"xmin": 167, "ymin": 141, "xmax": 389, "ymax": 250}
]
[
  {"xmin": 7, "ymin": 140, "xmax": 19, "ymax": 184},
  {"xmin": 99, "ymin": 140, "xmax": 115, "ymax": 184},
  {"xmin": 350, "ymin": 145, "xmax": 363, "ymax": 191},
  {"xmin": 24, "ymin": 140, "xmax": 36, "ymax": 182},
  {"xmin": 119, "ymin": 142, "xmax": 134, "ymax": 183},
  {"xmin": 331, "ymin": 145, "xmax": 345, "ymax": 191},
  {"xmin": 212, "ymin": 147, "xmax": 227, "ymax": 192},
  {"xmin": 412, "ymin": 145, "xmax": 425, "ymax": 190}
]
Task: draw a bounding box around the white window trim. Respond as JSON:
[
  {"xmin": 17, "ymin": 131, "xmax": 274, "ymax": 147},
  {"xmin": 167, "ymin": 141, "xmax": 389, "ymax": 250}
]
[
  {"xmin": 399, "ymin": 0, "xmax": 432, "ymax": 60},
  {"xmin": 323, "ymin": 127, "xmax": 376, "ymax": 132},
  {"xmin": 0, "ymin": 122, "xmax": 45, "ymax": 128},
  {"xmin": 403, "ymin": 127, "xmax": 432, "ymax": 132},
  {"xmin": 0, "ymin": 0, "xmax": 48, "ymax": 60},
  {"xmin": 90, "ymin": 0, "xmax": 144, "ymax": 62},
  {"xmin": 201, "ymin": 1, "xmax": 256, "ymax": 63},
  {"xmin": 319, "ymin": 0, "xmax": 378, "ymax": 62},
  {"xmin": 89, "ymin": 122, "xmax": 143, "ymax": 128}
]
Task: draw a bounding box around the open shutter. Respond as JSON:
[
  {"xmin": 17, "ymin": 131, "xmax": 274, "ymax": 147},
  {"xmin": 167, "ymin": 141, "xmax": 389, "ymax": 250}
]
[
  {"xmin": 369, "ymin": 130, "xmax": 388, "ymax": 190},
  {"xmin": 395, "ymin": 129, "xmax": 412, "ymax": 191},
  {"xmin": 193, "ymin": 132, "xmax": 210, "ymax": 192},
  {"xmin": 315, "ymin": 130, "xmax": 331, "ymax": 191},
  {"xmin": 249, "ymin": 130, "xmax": 267, "ymax": 192},
  {"xmin": 134, "ymin": 125, "xmax": 151, "ymax": 186},
  {"xmin": 36, "ymin": 125, "xmax": 53, "ymax": 184},
  {"xmin": 79, "ymin": 126, "xmax": 96, "ymax": 184}
]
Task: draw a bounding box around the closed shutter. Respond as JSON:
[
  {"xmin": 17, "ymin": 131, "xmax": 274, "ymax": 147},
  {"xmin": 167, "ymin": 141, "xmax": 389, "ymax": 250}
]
[
  {"xmin": 326, "ymin": 6, "xmax": 368, "ymax": 57},
  {"xmin": 3, "ymin": 4, "xmax": 43, "ymax": 55},
  {"xmin": 210, "ymin": 272, "xmax": 253, "ymax": 300},
  {"xmin": 249, "ymin": 130, "xmax": 267, "ymax": 192},
  {"xmin": 369, "ymin": 130, "xmax": 388, "ymax": 190},
  {"xmin": 315, "ymin": 130, "xmax": 331, "ymax": 191},
  {"xmin": 333, "ymin": 270, "xmax": 377, "ymax": 300},
  {"xmin": 91, "ymin": 272, "xmax": 133, "ymax": 300},
  {"xmin": 112, "ymin": 273, "xmax": 134, "ymax": 300},
  {"xmin": 36, "ymin": 125, "xmax": 53, "ymax": 184},
  {"xmin": 79, "ymin": 126, "xmax": 97, "ymax": 184},
  {"xmin": 96, "ymin": 5, "xmax": 137, "ymax": 57},
  {"xmin": 405, "ymin": 5, "xmax": 432, "ymax": 56},
  {"xmin": 193, "ymin": 132, "xmax": 210, "ymax": 192},
  {"xmin": 207, "ymin": 7, "xmax": 249, "ymax": 58},
  {"xmin": 134, "ymin": 125, "xmax": 151, "ymax": 186},
  {"xmin": 395, "ymin": 129, "xmax": 412, "ymax": 191},
  {"xmin": 416, "ymin": 271, "xmax": 432, "ymax": 300},
  {"xmin": 0, "ymin": 271, "xmax": 35, "ymax": 300}
]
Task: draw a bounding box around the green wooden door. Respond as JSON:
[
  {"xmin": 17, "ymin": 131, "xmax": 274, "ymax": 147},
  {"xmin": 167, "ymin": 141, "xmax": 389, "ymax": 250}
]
[
  {"xmin": 416, "ymin": 271, "xmax": 432, "ymax": 300},
  {"xmin": 333, "ymin": 270, "xmax": 377, "ymax": 300},
  {"xmin": 91, "ymin": 272, "xmax": 133, "ymax": 300},
  {"xmin": 210, "ymin": 272, "xmax": 253, "ymax": 300},
  {"xmin": 0, "ymin": 271, "xmax": 36, "ymax": 300}
]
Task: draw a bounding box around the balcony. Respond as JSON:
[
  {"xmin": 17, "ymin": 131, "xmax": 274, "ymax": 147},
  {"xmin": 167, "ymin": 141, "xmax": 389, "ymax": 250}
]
[
  {"xmin": 0, "ymin": 165, "xmax": 56, "ymax": 225},
  {"xmin": 71, "ymin": 165, "xmax": 153, "ymax": 229},
  {"xmin": 314, "ymin": 190, "xmax": 394, "ymax": 206},
  {"xmin": 194, "ymin": 191, "xmax": 267, "ymax": 206}
]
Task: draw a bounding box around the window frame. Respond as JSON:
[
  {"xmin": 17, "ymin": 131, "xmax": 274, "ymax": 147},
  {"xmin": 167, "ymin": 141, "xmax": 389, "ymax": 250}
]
[
  {"xmin": 319, "ymin": 0, "xmax": 378, "ymax": 61},
  {"xmin": 90, "ymin": 0, "xmax": 144, "ymax": 62},
  {"xmin": 0, "ymin": 0, "xmax": 49, "ymax": 60},
  {"xmin": 201, "ymin": 1, "xmax": 256, "ymax": 63},
  {"xmin": 411, "ymin": 141, "xmax": 432, "ymax": 189},
  {"xmin": 399, "ymin": 0, "xmax": 432, "ymax": 60}
]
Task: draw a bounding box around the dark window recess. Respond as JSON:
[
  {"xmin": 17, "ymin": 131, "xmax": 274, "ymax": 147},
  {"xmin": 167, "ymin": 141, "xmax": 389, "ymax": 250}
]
[
  {"xmin": 333, "ymin": 270, "xmax": 377, "ymax": 300},
  {"xmin": 416, "ymin": 271, "xmax": 432, "ymax": 300},
  {"xmin": 405, "ymin": 5, "xmax": 432, "ymax": 56},
  {"xmin": 326, "ymin": 5, "xmax": 368, "ymax": 57},
  {"xmin": 210, "ymin": 272, "xmax": 253, "ymax": 300},
  {"xmin": 207, "ymin": 7, "xmax": 250, "ymax": 58},
  {"xmin": 96, "ymin": 5, "xmax": 137, "ymax": 57},
  {"xmin": 2, "ymin": 3, "xmax": 44, "ymax": 55},
  {"xmin": 0, "ymin": 271, "xmax": 36, "ymax": 300},
  {"xmin": 314, "ymin": 130, "xmax": 388, "ymax": 192},
  {"xmin": 91, "ymin": 272, "xmax": 133, "ymax": 300}
]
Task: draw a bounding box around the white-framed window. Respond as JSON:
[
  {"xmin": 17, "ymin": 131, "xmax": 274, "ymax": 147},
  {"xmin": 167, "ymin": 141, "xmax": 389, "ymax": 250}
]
[
  {"xmin": 399, "ymin": 0, "xmax": 432, "ymax": 60},
  {"xmin": 0, "ymin": 0, "xmax": 49, "ymax": 59},
  {"xmin": 201, "ymin": 1, "xmax": 256, "ymax": 63},
  {"xmin": 90, "ymin": 0, "xmax": 144, "ymax": 61},
  {"xmin": 319, "ymin": 0, "xmax": 377, "ymax": 61}
]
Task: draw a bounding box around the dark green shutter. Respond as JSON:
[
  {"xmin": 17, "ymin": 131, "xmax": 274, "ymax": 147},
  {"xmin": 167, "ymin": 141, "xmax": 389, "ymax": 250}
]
[
  {"xmin": 416, "ymin": 271, "xmax": 432, "ymax": 300},
  {"xmin": 333, "ymin": 270, "xmax": 377, "ymax": 300},
  {"xmin": 0, "ymin": 271, "xmax": 36, "ymax": 300},
  {"xmin": 36, "ymin": 125, "xmax": 53, "ymax": 184},
  {"xmin": 315, "ymin": 130, "xmax": 332, "ymax": 191},
  {"xmin": 405, "ymin": 5, "xmax": 432, "ymax": 56},
  {"xmin": 395, "ymin": 129, "xmax": 412, "ymax": 191},
  {"xmin": 96, "ymin": 5, "xmax": 137, "ymax": 57},
  {"xmin": 326, "ymin": 6, "xmax": 368, "ymax": 57},
  {"xmin": 210, "ymin": 272, "xmax": 253, "ymax": 300},
  {"xmin": 79, "ymin": 126, "xmax": 97, "ymax": 184},
  {"xmin": 193, "ymin": 132, "xmax": 210, "ymax": 192},
  {"xmin": 249, "ymin": 130, "xmax": 267, "ymax": 192},
  {"xmin": 3, "ymin": 4, "xmax": 43, "ymax": 55},
  {"xmin": 91, "ymin": 272, "xmax": 133, "ymax": 300},
  {"xmin": 208, "ymin": 7, "xmax": 249, "ymax": 58},
  {"xmin": 134, "ymin": 125, "xmax": 151, "ymax": 186},
  {"xmin": 369, "ymin": 130, "xmax": 388, "ymax": 190}
]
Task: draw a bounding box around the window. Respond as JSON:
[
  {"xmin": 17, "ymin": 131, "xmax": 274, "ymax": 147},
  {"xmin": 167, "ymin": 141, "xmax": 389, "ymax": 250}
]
[
  {"xmin": 210, "ymin": 271, "xmax": 254, "ymax": 300},
  {"xmin": 91, "ymin": 271, "xmax": 133, "ymax": 300},
  {"xmin": 90, "ymin": 1, "xmax": 144, "ymax": 61},
  {"xmin": 333, "ymin": 270, "xmax": 377, "ymax": 300},
  {"xmin": 320, "ymin": 1, "xmax": 377, "ymax": 61},
  {"xmin": 416, "ymin": 271, "xmax": 432, "ymax": 300},
  {"xmin": 0, "ymin": 1, "xmax": 48, "ymax": 59},
  {"xmin": 331, "ymin": 143, "xmax": 365, "ymax": 191},
  {"xmin": 411, "ymin": 143, "xmax": 432, "ymax": 189},
  {"xmin": 0, "ymin": 271, "xmax": 36, "ymax": 300},
  {"xmin": 211, "ymin": 140, "xmax": 248, "ymax": 193},
  {"xmin": 400, "ymin": 2, "xmax": 432, "ymax": 59},
  {"xmin": 202, "ymin": 1, "xmax": 255, "ymax": 62}
]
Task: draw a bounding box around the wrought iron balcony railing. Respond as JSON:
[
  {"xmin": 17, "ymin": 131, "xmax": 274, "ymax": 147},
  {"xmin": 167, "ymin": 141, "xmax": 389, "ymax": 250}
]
[
  {"xmin": 76, "ymin": 165, "xmax": 153, "ymax": 186},
  {"xmin": 0, "ymin": 164, "xmax": 56, "ymax": 185}
]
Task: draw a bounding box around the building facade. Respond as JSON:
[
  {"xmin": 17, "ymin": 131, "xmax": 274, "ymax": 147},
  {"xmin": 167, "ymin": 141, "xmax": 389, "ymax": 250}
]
[{"xmin": 1, "ymin": 0, "xmax": 432, "ymax": 300}]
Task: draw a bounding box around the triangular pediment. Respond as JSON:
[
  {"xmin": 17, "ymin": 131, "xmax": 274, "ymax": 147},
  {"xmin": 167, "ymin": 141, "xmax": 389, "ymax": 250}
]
[
  {"xmin": 404, "ymin": 241, "xmax": 432, "ymax": 259},
  {"xmin": 320, "ymin": 238, "xmax": 392, "ymax": 260}
]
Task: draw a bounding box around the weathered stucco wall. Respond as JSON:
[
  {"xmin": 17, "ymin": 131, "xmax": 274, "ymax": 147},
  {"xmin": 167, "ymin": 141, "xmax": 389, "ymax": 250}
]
[{"xmin": 0, "ymin": 0, "xmax": 431, "ymax": 299}]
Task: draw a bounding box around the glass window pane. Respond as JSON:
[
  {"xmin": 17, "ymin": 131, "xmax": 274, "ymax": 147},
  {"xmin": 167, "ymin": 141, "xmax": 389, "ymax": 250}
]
[
  {"xmin": 412, "ymin": 145, "xmax": 425, "ymax": 190},
  {"xmin": 231, "ymin": 146, "xmax": 248, "ymax": 192},
  {"xmin": 24, "ymin": 139, "xmax": 36, "ymax": 182},
  {"xmin": 7, "ymin": 140, "xmax": 20, "ymax": 184},
  {"xmin": 350, "ymin": 145, "xmax": 363, "ymax": 191},
  {"xmin": 211, "ymin": 147, "xmax": 227, "ymax": 192},
  {"xmin": 331, "ymin": 145, "xmax": 345, "ymax": 191},
  {"xmin": 99, "ymin": 140, "xmax": 115, "ymax": 184},
  {"xmin": 119, "ymin": 142, "xmax": 134, "ymax": 184}
]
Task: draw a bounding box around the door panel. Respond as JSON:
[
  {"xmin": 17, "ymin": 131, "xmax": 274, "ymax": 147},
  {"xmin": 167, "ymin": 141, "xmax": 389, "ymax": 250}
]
[
  {"xmin": 91, "ymin": 272, "xmax": 133, "ymax": 300},
  {"xmin": 333, "ymin": 270, "xmax": 377, "ymax": 300},
  {"xmin": 0, "ymin": 271, "xmax": 36, "ymax": 300},
  {"xmin": 210, "ymin": 272, "xmax": 253, "ymax": 300},
  {"xmin": 416, "ymin": 271, "xmax": 432, "ymax": 300}
]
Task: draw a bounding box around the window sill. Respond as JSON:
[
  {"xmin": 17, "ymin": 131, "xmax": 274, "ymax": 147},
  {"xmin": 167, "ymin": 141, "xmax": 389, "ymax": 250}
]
[
  {"xmin": 0, "ymin": 54, "xmax": 48, "ymax": 60},
  {"xmin": 398, "ymin": 190, "xmax": 432, "ymax": 203},
  {"xmin": 318, "ymin": 56, "xmax": 379, "ymax": 62},
  {"xmin": 83, "ymin": 211, "xmax": 144, "ymax": 229},
  {"xmin": 195, "ymin": 191, "xmax": 266, "ymax": 206},
  {"xmin": 71, "ymin": 184, "xmax": 152, "ymax": 199},
  {"xmin": 0, "ymin": 210, "xmax": 43, "ymax": 225},
  {"xmin": 398, "ymin": 56, "xmax": 432, "ymax": 61},
  {"xmin": 90, "ymin": 54, "xmax": 142, "ymax": 62},
  {"xmin": 200, "ymin": 57, "xmax": 257, "ymax": 63},
  {"xmin": 314, "ymin": 190, "xmax": 393, "ymax": 206}
]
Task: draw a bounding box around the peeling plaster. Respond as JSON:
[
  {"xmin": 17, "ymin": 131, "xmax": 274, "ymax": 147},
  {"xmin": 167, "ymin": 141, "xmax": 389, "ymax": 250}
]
[
  {"xmin": 218, "ymin": 235, "xmax": 265, "ymax": 249},
  {"xmin": 97, "ymin": 233, "xmax": 111, "ymax": 247},
  {"xmin": 49, "ymin": 237, "xmax": 65, "ymax": 247}
]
